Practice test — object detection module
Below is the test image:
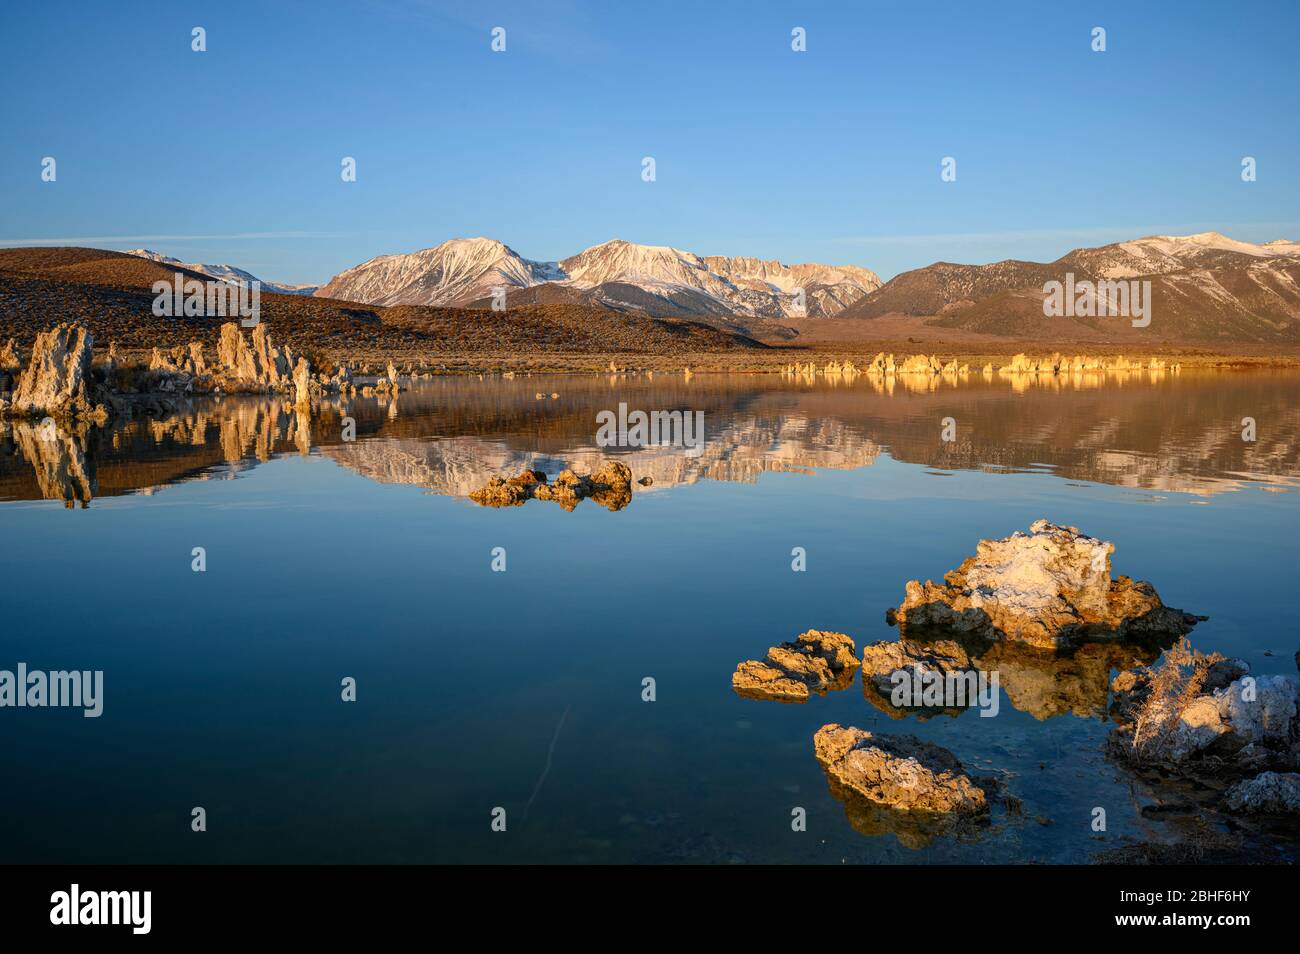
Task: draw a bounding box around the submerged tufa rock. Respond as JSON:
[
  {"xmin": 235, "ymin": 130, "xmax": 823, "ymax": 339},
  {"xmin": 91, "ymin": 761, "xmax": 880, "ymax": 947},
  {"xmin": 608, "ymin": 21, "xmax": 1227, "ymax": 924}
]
[
  {"xmin": 732, "ymin": 631, "xmax": 859, "ymax": 702},
  {"xmin": 886, "ymin": 520, "xmax": 1204, "ymax": 648}
]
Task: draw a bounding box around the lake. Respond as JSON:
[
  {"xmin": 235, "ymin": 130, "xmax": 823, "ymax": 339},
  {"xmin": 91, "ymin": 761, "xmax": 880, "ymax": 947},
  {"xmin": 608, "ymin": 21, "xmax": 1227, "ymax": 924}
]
[{"xmin": 2, "ymin": 368, "xmax": 1298, "ymax": 863}]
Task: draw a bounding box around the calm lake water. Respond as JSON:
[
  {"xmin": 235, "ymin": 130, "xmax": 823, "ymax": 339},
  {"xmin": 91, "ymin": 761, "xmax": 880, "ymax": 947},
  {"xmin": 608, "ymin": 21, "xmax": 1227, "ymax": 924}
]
[{"xmin": 2, "ymin": 369, "xmax": 1299, "ymax": 863}]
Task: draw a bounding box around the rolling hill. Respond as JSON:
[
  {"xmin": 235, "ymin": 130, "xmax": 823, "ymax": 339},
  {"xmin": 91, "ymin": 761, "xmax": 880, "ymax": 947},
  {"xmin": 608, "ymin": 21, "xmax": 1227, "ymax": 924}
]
[{"xmin": 840, "ymin": 232, "xmax": 1300, "ymax": 344}]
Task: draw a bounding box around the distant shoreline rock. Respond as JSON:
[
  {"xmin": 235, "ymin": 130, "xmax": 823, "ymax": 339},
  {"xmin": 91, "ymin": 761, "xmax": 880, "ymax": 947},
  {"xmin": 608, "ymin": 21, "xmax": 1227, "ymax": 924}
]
[
  {"xmin": 783, "ymin": 352, "xmax": 1181, "ymax": 379},
  {"xmin": 0, "ymin": 321, "xmax": 362, "ymax": 423},
  {"xmin": 468, "ymin": 461, "xmax": 634, "ymax": 512}
]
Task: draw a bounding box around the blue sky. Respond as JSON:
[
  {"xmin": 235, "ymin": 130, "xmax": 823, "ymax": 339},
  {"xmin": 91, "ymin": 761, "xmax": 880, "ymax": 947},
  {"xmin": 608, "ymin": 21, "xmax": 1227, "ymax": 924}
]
[{"xmin": 2, "ymin": 0, "xmax": 1297, "ymax": 283}]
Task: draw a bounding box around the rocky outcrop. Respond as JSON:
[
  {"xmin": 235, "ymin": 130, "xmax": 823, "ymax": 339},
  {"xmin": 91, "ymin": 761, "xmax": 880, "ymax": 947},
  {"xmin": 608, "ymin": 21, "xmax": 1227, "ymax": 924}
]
[
  {"xmin": 813, "ymin": 724, "xmax": 994, "ymax": 848},
  {"xmin": 374, "ymin": 361, "xmax": 403, "ymax": 394},
  {"xmin": 8, "ymin": 324, "xmax": 105, "ymax": 421},
  {"xmin": 1109, "ymin": 637, "xmax": 1299, "ymax": 785},
  {"xmin": 149, "ymin": 342, "xmax": 207, "ymax": 378},
  {"xmin": 293, "ymin": 357, "xmax": 313, "ymax": 408},
  {"xmin": 886, "ymin": 520, "xmax": 1204, "ymax": 648},
  {"xmin": 216, "ymin": 322, "xmax": 292, "ymax": 389},
  {"xmin": 144, "ymin": 342, "xmax": 209, "ymax": 393},
  {"xmin": 469, "ymin": 461, "xmax": 634, "ymax": 512},
  {"xmin": 783, "ymin": 353, "xmax": 1182, "ymax": 378},
  {"xmin": 732, "ymin": 631, "xmax": 859, "ymax": 702},
  {"xmin": 1109, "ymin": 657, "xmax": 1249, "ymax": 723},
  {"xmin": 858, "ymin": 638, "xmax": 977, "ymax": 717},
  {"xmin": 0, "ymin": 338, "xmax": 20, "ymax": 371},
  {"xmin": 321, "ymin": 362, "xmax": 354, "ymax": 394},
  {"xmin": 1224, "ymin": 772, "xmax": 1300, "ymax": 814}
]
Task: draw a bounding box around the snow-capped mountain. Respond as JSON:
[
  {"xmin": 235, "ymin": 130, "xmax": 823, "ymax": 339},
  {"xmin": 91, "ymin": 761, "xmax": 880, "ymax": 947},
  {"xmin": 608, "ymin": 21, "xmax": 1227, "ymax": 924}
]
[
  {"xmin": 841, "ymin": 230, "xmax": 1300, "ymax": 343},
  {"xmin": 125, "ymin": 249, "xmax": 318, "ymax": 295},
  {"xmin": 1063, "ymin": 231, "xmax": 1300, "ymax": 279},
  {"xmin": 314, "ymin": 238, "xmax": 563, "ymax": 307},
  {"xmin": 314, "ymin": 237, "xmax": 881, "ymax": 319}
]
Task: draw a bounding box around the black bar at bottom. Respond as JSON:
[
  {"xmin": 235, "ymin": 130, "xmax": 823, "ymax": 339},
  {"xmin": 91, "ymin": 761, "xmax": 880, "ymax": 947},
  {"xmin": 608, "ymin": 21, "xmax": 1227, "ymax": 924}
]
[{"xmin": 1, "ymin": 863, "xmax": 1287, "ymax": 939}]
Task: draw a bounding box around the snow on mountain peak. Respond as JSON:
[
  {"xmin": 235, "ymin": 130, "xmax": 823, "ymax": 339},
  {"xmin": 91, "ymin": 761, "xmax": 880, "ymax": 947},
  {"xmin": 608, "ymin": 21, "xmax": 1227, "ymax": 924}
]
[
  {"xmin": 314, "ymin": 236, "xmax": 562, "ymax": 307},
  {"xmin": 314, "ymin": 236, "xmax": 879, "ymax": 318},
  {"xmin": 124, "ymin": 249, "xmax": 317, "ymax": 295}
]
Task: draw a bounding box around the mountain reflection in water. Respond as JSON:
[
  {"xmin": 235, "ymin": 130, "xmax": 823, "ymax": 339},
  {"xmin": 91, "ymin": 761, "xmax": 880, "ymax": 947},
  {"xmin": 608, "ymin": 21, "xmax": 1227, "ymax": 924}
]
[{"xmin": 3, "ymin": 369, "xmax": 1298, "ymax": 506}]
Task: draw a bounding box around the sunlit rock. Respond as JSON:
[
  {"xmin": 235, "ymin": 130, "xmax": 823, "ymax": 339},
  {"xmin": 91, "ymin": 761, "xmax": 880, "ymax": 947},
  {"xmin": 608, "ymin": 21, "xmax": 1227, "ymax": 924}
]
[
  {"xmin": 0, "ymin": 338, "xmax": 20, "ymax": 370},
  {"xmin": 10, "ymin": 323, "xmax": 104, "ymax": 421},
  {"xmin": 1109, "ymin": 637, "xmax": 1298, "ymax": 775},
  {"xmin": 469, "ymin": 460, "xmax": 634, "ymax": 512},
  {"xmin": 813, "ymin": 723, "xmax": 994, "ymax": 848},
  {"xmin": 293, "ymin": 357, "xmax": 313, "ymax": 408},
  {"xmin": 886, "ymin": 520, "xmax": 1204, "ymax": 648},
  {"xmin": 732, "ymin": 630, "xmax": 858, "ymax": 702}
]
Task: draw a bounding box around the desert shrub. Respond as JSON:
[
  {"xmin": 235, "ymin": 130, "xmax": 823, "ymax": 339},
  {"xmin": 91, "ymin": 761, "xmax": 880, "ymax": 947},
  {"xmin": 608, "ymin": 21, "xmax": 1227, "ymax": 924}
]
[{"xmin": 1130, "ymin": 637, "xmax": 1224, "ymax": 758}]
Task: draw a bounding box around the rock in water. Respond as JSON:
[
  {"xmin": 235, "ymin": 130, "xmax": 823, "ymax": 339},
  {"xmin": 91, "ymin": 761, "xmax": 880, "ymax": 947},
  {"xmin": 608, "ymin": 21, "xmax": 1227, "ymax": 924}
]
[
  {"xmin": 10, "ymin": 323, "xmax": 100, "ymax": 419},
  {"xmin": 293, "ymin": 357, "xmax": 312, "ymax": 408},
  {"xmin": 732, "ymin": 631, "xmax": 859, "ymax": 702},
  {"xmin": 886, "ymin": 520, "xmax": 1204, "ymax": 648},
  {"xmin": 1224, "ymin": 772, "xmax": 1300, "ymax": 814},
  {"xmin": 813, "ymin": 724, "xmax": 994, "ymax": 848},
  {"xmin": 469, "ymin": 461, "xmax": 634, "ymax": 512},
  {"xmin": 814, "ymin": 724, "xmax": 989, "ymax": 814}
]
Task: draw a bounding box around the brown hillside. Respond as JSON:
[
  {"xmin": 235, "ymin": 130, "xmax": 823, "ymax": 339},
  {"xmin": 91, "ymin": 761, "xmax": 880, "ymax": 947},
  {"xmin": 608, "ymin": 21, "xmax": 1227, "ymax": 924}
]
[
  {"xmin": 0, "ymin": 246, "xmax": 213, "ymax": 288},
  {"xmin": 0, "ymin": 246, "xmax": 765, "ymax": 362}
]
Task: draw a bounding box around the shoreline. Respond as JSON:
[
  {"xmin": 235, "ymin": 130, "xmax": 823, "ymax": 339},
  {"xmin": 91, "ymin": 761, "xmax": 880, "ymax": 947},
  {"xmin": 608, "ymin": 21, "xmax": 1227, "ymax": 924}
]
[{"xmin": 92, "ymin": 345, "xmax": 1300, "ymax": 376}]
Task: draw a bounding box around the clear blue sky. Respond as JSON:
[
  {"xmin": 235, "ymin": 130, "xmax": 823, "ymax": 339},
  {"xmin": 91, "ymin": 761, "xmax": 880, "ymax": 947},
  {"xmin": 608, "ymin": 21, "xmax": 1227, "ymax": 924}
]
[{"xmin": 2, "ymin": 0, "xmax": 1297, "ymax": 284}]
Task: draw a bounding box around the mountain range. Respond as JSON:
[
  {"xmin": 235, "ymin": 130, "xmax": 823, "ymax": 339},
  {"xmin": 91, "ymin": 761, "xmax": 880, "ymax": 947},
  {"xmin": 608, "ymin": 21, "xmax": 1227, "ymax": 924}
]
[
  {"xmin": 313, "ymin": 237, "xmax": 883, "ymax": 322},
  {"xmin": 82, "ymin": 230, "xmax": 1300, "ymax": 346},
  {"xmin": 842, "ymin": 231, "xmax": 1300, "ymax": 343},
  {"xmin": 126, "ymin": 249, "xmax": 319, "ymax": 296}
]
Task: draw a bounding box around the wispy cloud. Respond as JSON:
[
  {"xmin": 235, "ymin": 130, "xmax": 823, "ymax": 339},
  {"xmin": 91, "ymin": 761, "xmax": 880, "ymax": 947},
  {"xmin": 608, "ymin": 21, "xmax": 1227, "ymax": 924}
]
[
  {"xmin": 833, "ymin": 222, "xmax": 1300, "ymax": 248},
  {"xmin": 0, "ymin": 231, "xmax": 346, "ymax": 246}
]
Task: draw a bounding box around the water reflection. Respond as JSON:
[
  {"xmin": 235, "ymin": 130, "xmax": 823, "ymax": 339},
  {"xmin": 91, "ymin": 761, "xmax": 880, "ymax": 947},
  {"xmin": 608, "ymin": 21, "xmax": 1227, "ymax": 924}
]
[
  {"xmin": 858, "ymin": 635, "xmax": 1172, "ymax": 722},
  {"xmin": 3, "ymin": 370, "xmax": 1298, "ymax": 505}
]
